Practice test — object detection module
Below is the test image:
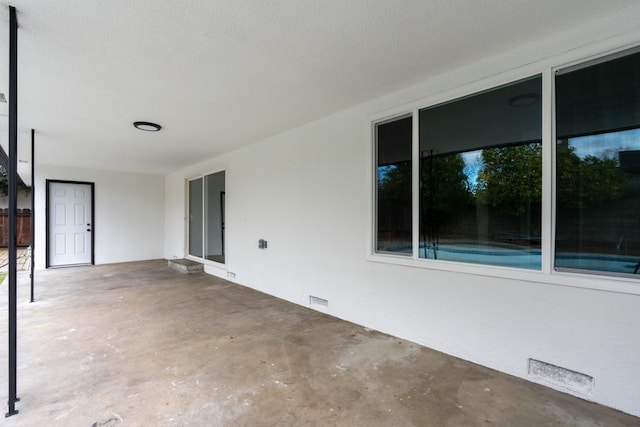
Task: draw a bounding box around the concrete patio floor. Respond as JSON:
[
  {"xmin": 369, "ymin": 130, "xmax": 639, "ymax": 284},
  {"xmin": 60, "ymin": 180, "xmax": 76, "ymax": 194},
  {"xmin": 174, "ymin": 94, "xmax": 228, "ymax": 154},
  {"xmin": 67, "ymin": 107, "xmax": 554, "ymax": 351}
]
[
  {"xmin": 0, "ymin": 260, "xmax": 638, "ymax": 426},
  {"xmin": 0, "ymin": 247, "xmax": 32, "ymax": 273}
]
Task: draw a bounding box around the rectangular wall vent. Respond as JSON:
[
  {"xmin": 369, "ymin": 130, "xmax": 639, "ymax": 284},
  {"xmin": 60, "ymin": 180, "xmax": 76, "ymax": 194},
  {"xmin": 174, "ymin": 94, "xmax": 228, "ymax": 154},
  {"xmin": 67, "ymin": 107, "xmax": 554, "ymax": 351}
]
[
  {"xmin": 528, "ymin": 359, "xmax": 593, "ymax": 394},
  {"xmin": 309, "ymin": 295, "xmax": 329, "ymax": 308}
]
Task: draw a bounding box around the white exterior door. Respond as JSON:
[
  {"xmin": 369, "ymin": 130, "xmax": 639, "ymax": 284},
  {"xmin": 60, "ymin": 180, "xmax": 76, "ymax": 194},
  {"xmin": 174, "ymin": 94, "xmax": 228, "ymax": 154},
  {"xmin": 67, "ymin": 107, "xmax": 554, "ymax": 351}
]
[{"xmin": 48, "ymin": 181, "xmax": 93, "ymax": 267}]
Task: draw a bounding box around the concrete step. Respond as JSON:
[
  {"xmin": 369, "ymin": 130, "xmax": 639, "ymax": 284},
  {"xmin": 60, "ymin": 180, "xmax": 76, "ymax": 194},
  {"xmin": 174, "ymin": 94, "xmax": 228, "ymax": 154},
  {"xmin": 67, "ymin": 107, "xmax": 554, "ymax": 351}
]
[{"xmin": 168, "ymin": 258, "xmax": 204, "ymax": 274}]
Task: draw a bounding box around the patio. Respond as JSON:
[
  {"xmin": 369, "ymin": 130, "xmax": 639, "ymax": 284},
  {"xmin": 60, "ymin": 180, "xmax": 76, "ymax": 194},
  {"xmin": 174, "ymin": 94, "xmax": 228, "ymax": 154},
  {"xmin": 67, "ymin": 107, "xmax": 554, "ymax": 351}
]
[
  {"xmin": 1, "ymin": 260, "xmax": 637, "ymax": 426},
  {"xmin": 0, "ymin": 247, "xmax": 31, "ymax": 273}
]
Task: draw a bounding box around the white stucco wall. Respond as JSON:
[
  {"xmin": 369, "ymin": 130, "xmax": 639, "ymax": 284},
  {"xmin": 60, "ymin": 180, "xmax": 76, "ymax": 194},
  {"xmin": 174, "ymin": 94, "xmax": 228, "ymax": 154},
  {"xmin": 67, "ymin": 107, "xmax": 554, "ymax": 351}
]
[
  {"xmin": 164, "ymin": 8, "xmax": 640, "ymax": 416},
  {"xmin": 35, "ymin": 164, "xmax": 164, "ymax": 269}
]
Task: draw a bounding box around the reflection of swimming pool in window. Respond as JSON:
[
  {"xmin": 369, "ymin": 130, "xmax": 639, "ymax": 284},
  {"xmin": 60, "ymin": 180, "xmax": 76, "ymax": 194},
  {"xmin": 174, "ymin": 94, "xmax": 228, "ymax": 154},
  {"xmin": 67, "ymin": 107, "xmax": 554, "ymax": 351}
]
[
  {"xmin": 556, "ymin": 253, "xmax": 640, "ymax": 276},
  {"xmin": 419, "ymin": 241, "xmax": 541, "ymax": 269},
  {"xmin": 374, "ymin": 241, "xmax": 542, "ymax": 269},
  {"xmin": 387, "ymin": 241, "xmax": 640, "ymax": 275}
]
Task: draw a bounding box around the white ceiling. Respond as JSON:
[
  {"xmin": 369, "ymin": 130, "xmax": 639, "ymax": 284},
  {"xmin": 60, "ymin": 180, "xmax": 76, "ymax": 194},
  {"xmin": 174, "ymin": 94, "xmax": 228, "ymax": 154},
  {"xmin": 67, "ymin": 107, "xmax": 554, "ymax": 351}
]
[{"xmin": 1, "ymin": 1, "xmax": 639, "ymax": 184}]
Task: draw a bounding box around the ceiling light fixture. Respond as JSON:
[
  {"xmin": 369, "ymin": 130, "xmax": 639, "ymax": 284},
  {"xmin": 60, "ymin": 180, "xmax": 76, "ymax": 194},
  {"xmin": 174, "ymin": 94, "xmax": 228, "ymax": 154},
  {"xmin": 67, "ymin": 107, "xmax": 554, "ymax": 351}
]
[
  {"xmin": 133, "ymin": 121, "xmax": 162, "ymax": 132},
  {"xmin": 508, "ymin": 93, "xmax": 539, "ymax": 107}
]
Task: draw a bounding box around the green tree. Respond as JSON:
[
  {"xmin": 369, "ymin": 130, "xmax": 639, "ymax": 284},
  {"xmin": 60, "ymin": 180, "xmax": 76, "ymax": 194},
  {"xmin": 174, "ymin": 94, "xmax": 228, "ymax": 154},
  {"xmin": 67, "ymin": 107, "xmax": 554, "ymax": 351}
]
[
  {"xmin": 556, "ymin": 140, "xmax": 627, "ymax": 208},
  {"xmin": 0, "ymin": 165, "xmax": 33, "ymax": 196},
  {"xmin": 378, "ymin": 162, "xmax": 411, "ymax": 203},
  {"xmin": 420, "ymin": 152, "xmax": 473, "ymax": 255},
  {"xmin": 555, "ymin": 140, "xmax": 581, "ymax": 207},
  {"xmin": 578, "ymin": 155, "xmax": 627, "ymax": 205},
  {"xmin": 421, "ymin": 153, "xmax": 473, "ymax": 215},
  {"xmin": 476, "ymin": 143, "xmax": 542, "ymax": 216},
  {"xmin": 0, "ymin": 165, "xmax": 8, "ymax": 196},
  {"xmin": 377, "ymin": 161, "xmax": 412, "ymax": 245}
]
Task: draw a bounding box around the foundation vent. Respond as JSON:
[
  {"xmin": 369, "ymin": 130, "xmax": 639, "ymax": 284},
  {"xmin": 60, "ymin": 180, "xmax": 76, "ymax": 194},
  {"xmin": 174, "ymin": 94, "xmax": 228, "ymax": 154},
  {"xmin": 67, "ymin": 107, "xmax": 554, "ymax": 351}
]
[
  {"xmin": 528, "ymin": 359, "xmax": 593, "ymax": 394},
  {"xmin": 309, "ymin": 295, "xmax": 329, "ymax": 308}
]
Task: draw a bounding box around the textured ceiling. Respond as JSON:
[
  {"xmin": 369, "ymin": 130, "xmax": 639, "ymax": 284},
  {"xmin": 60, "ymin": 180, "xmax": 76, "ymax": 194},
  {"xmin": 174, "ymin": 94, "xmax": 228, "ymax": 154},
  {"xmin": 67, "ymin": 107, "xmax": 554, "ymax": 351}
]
[{"xmin": 1, "ymin": 1, "xmax": 639, "ymax": 183}]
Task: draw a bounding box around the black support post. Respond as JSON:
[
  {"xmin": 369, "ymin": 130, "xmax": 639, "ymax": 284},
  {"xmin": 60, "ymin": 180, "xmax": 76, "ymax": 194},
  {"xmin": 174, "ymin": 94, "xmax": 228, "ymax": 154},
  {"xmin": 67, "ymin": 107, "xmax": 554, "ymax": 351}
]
[
  {"xmin": 30, "ymin": 129, "xmax": 34, "ymax": 302},
  {"xmin": 6, "ymin": 5, "xmax": 20, "ymax": 418}
]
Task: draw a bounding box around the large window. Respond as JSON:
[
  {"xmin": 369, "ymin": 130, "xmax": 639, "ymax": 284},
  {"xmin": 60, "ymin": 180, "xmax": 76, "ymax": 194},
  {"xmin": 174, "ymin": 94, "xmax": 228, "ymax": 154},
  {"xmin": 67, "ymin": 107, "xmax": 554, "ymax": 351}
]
[
  {"xmin": 188, "ymin": 170, "xmax": 226, "ymax": 264},
  {"xmin": 374, "ymin": 77, "xmax": 543, "ymax": 269},
  {"xmin": 419, "ymin": 76, "xmax": 542, "ymax": 268},
  {"xmin": 555, "ymin": 50, "xmax": 640, "ymax": 276},
  {"xmin": 374, "ymin": 48, "xmax": 640, "ymax": 280}
]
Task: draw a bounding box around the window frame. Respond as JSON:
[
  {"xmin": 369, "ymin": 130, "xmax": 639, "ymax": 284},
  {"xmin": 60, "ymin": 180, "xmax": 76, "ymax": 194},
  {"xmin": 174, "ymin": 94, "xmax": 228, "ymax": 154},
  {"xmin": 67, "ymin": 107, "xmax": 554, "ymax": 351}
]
[
  {"xmin": 552, "ymin": 46, "xmax": 640, "ymax": 279},
  {"xmin": 417, "ymin": 75, "xmax": 543, "ymax": 269},
  {"xmin": 368, "ymin": 43, "xmax": 640, "ymax": 295},
  {"xmin": 374, "ymin": 113, "xmax": 414, "ymax": 257},
  {"xmin": 186, "ymin": 167, "xmax": 227, "ymax": 267}
]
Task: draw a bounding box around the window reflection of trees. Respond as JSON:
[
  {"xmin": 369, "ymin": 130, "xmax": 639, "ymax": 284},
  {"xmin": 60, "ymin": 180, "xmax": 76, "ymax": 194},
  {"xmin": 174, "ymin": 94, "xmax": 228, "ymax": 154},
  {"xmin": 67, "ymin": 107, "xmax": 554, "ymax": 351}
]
[
  {"xmin": 377, "ymin": 161, "xmax": 412, "ymax": 253},
  {"xmin": 556, "ymin": 134, "xmax": 636, "ymax": 266},
  {"xmin": 419, "ymin": 143, "xmax": 542, "ymax": 263}
]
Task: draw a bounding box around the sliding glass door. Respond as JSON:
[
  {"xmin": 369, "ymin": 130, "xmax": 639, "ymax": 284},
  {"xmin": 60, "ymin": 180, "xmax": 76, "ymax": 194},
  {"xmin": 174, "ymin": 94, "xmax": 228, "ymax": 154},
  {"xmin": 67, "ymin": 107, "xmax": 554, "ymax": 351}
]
[{"xmin": 188, "ymin": 170, "xmax": 226, "ymax": 264}]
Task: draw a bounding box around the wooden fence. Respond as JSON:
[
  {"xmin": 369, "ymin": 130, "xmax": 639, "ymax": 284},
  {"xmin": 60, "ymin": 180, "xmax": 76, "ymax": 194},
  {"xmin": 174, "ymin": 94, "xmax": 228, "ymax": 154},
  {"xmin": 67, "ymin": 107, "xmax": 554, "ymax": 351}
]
[{"xmin": 0, "ymin": 209, "xmax": 32, "ymax": 247}]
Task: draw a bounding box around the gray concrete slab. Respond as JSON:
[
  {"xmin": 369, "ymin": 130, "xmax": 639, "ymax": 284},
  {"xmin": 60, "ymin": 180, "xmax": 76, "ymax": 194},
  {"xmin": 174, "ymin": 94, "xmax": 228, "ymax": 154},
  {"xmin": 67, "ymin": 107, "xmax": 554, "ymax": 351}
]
[
  {"xmin": 168, "ymin": 258, "xmax": 204, "ymax": 274},
  {"xmin": 0, "ymin": 260, "xmax": 638, "ymax": 426}
]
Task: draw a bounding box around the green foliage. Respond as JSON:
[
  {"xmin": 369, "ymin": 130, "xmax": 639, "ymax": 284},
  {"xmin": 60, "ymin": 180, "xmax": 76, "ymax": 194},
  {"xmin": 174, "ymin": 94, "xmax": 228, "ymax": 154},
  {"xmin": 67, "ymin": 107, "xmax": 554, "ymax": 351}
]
[
  {"xmin": 377, "ymin": 162, "xmax": 412, "ymax": 234},
  {"xmin": 556, "ymin": 140, "xmax": 627, "ymax": 208},
  {"xmin": 580, "ymin": 156, "xmax": 627, "ymax": 204},
  {"xmin": 419, "ymin": 153, "xmax": 473, "ymax": 255},
  {"xmin": 380, "ymin": 140, "xmax": 627, "ymax": 241},
  {"xmin": 378, "ymin": 161, "xmax": 411, "ymax": 203},
  {"xmin": 421, "ymin": 153, "xmax": 473, "ymax": 218},
  {"xmin": 0, "ymin": 165, "xmax": 7, "ymax": 196},
  {"xmin": 0, "ymin": 165, "xmax": 32, "ymax": 196},
  {"xmin": 476, "ymin": 143, "xmax": 542, "ymax": 216},
  {"xmin": 555, "ymin": 141, "xmax": 581, "ymax": 207}
]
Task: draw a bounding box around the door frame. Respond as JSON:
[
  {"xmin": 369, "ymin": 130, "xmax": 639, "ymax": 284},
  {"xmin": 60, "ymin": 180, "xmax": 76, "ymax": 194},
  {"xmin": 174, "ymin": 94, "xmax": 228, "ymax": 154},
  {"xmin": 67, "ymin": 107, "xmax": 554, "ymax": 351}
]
[
  {"xmin": 220, "ymin": 191, "xmax": 225, "ymax": 258},
  {"xmin": 185, "ymin": 169, "xmax": 226, "ymax": 266},
  {"xmin": 45, "ymin": 179, "xmax": 95, "ymax": 268}
]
